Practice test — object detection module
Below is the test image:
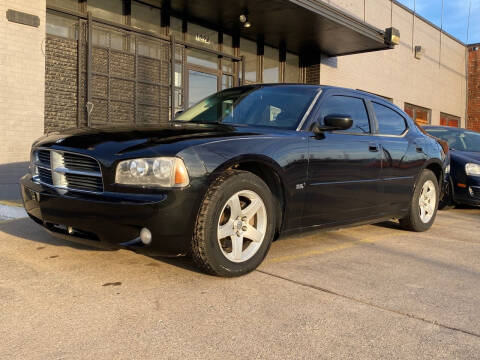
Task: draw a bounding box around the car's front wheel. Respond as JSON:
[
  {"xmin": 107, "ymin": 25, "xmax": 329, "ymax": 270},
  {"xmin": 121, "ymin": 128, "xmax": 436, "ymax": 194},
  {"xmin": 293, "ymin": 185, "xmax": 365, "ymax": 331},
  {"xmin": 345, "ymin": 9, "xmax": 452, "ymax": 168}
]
[
  {"xmin": 400, "ymin": 169, "xmax": 439, "ymax": 232},
  {"xmin": 191, "ymin": 170, "xmax": 276, "ymax": 277}
]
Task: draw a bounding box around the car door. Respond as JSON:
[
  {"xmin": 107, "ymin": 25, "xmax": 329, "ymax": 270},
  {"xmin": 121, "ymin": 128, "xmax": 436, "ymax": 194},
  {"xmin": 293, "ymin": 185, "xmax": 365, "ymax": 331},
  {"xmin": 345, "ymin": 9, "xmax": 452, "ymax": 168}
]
[
  {"xmin": 369, "ymin": 100, "xmax": 422, "ymax": 214},
  {"xmin": 302, "ymin": 93, "xmax": 383, "ymax": 227}
]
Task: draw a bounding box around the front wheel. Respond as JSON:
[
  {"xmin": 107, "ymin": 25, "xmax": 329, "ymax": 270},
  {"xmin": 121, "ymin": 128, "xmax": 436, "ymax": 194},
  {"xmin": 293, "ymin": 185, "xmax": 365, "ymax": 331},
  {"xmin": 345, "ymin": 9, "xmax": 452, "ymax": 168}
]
[
  {"xmin": 399, "ymin": 169, "xmax": 439, "ymax": 232},
  {"xmin": 191, "ymin": 170, "xmax": 276, "ymax": 277}
]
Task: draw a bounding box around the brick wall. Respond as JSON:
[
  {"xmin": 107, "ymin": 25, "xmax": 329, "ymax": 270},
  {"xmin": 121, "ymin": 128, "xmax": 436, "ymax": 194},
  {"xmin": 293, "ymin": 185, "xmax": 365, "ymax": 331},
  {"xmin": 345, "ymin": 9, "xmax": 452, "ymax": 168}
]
[
  {"xmin": 0, "ymin": 0, "xmax": 46, "ymax": 164},
  {"xmin": 467, "ymin": 46, "xmax": 480, "ymax": 131},
  {"xmin": 45, "ymin": 35, "xmax": 79, "ymax": 132}
]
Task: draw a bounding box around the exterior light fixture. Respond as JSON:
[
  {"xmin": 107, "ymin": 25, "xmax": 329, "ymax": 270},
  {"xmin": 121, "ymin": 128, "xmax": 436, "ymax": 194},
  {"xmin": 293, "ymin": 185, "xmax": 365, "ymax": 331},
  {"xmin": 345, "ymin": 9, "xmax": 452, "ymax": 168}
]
[
  {"xmin": 239, "ymin": 12, "xmax": 251, "ymax": 28},
  {"xmin": 384, "ymin": 27, "xmax": 400, "ymax": 46},
  {"xmin": 414, "ymin": 45, "xmax": 425, "ymax": 60}
]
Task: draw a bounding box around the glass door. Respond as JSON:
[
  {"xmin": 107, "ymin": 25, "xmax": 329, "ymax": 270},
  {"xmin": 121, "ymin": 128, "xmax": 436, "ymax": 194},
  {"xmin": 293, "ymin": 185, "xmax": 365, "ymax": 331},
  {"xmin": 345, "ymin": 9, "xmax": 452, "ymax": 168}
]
[{"xmin": 188, "ymin": 70, "xmax": 218, "ymax": 107}]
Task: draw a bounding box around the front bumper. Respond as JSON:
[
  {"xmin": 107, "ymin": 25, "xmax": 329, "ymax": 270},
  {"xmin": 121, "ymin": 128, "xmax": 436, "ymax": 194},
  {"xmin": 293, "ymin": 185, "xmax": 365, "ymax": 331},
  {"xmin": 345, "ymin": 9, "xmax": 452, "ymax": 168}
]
[
  {"xmin": 452, "ymin": 176, "xmax": 480, "ymax": 206},
  {"xmin": 20, "ymin": 174, "xmax": 199, "ymax": 255}
]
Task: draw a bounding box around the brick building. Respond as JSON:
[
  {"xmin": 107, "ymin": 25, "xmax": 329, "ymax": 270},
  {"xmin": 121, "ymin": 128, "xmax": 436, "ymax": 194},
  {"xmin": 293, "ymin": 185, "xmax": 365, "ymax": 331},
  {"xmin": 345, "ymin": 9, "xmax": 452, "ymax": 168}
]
[
  {"xmin": 0, "ymin": 0, "xmax": 478, "ymax": 198},
  {"xmin": 468, "ymin": 45, "xmax": 480, "ymax": 132}
]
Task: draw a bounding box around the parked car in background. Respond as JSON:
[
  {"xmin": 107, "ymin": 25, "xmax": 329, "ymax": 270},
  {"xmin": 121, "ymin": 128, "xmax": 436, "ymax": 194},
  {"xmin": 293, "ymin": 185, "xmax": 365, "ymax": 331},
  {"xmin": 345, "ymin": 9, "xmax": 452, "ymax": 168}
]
[
  {"xmin": 423, "ymin": 126, "xmax": 480, "ymax": 208},
  {"xmin": 21, "ymin": 85, "xmax": 446, "ymax": 277}
]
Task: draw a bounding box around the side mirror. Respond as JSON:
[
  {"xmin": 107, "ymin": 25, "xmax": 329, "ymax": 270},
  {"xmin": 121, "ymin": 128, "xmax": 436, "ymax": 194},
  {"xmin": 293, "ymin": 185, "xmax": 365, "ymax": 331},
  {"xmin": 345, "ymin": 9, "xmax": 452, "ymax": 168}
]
[{"xmin": 312, "ymin": 114, "xmax": 353, "ymax": 134}]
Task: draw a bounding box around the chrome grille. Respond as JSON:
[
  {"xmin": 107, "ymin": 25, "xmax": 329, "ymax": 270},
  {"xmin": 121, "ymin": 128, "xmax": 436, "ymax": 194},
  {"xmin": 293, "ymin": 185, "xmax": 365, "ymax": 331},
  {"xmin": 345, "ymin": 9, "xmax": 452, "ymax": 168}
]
[
  {"xmin": 37, "ymin": 150, "xmax": 51, "ymax": 167},
  {"xmin": 63, "ymin": 152, "xmax": 101, "ymax": 173},
  {"xmin": 38, "ymin": 167, "xmax": 53, "ymax": 185},
  {"xmin": 32, "ymin": 149, "xmax": 103, "ymax": 193}
]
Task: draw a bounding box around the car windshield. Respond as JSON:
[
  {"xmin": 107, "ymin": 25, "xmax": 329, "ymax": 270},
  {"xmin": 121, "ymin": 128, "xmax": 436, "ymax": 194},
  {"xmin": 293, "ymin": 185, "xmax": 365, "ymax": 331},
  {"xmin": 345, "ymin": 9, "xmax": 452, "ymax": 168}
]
[
  {"xmin": 175, "ymin": 86, "xmax": 318, "ymax": 130},
  {"xmin": 425, "ymin": 128, "xmax": 480, "ymax": 152}
]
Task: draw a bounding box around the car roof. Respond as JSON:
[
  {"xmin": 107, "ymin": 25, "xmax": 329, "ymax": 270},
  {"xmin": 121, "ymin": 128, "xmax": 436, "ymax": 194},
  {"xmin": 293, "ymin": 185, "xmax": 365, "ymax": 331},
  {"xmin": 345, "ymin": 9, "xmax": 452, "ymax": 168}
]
[{"xmin": 243, "ymin": 83, "xmax": 394, "ymax": 103}]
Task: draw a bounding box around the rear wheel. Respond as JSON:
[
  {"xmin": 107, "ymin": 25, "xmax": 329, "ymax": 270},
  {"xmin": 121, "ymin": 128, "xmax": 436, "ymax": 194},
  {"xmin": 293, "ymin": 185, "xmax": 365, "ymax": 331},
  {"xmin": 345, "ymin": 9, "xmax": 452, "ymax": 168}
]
[
  {"xmin": 400, "ymin": 169, "xmax": 439, "ymax": 232},
  {"xmin": 191, "ymin": 170, "xmax": 276, "ymax": 277}
]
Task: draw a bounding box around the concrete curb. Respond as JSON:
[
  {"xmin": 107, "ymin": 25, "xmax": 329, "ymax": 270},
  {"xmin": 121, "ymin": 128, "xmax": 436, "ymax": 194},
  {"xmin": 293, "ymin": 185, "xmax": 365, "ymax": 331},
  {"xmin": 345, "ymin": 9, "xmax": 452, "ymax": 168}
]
[{"xmin": 0, "ymin": 203, "xmax": 27, "ymax": 220}]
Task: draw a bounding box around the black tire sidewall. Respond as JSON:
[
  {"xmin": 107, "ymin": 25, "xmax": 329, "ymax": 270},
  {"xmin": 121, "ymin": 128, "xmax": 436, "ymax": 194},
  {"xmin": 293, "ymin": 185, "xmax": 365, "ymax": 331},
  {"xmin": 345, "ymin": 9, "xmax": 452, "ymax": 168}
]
[
  {"xmin": 408, "ymin": 170, "xmax": 440, "ymax": 231},
  {"xmin": 199, "ymin": 172, "xmax": 275, "ymax": 276}
]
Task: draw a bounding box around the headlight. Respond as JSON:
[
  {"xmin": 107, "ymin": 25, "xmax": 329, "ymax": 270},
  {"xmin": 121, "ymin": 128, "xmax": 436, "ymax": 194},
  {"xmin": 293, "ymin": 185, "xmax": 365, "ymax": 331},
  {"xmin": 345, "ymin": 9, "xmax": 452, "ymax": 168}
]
[
  {"xmin": 445, "ymin": 164, "xmax": 450, "ymax": 174},
  {"xmin": 115, "ymin": 157, "xmax": 189, "ymax": 187},
  {"xmin": 465, "ymin": 163, "xmax": 480, "ymax": 177}
]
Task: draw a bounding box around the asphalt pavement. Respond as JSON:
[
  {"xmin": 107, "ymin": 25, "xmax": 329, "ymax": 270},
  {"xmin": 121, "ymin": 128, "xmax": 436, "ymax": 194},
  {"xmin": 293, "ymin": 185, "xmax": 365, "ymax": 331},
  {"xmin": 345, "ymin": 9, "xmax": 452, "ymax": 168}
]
[{"xmin": 1, "ymin": 206, "xmax": 479, "ymax": 359}]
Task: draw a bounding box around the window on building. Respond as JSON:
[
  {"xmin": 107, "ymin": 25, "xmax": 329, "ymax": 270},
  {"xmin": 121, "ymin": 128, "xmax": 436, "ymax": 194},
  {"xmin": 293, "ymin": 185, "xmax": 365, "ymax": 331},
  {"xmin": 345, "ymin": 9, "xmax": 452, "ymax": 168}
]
[
  {"xmin": 285, "ymin": 52, "xmax": 300, "ymax": 83},
  {"xmin": 263, "ymin": 45, "xmax": 279, "ymax": 83},
  {"xmin": 440, "ymin": 113, "xmax": 460, "ymax": 127},
  {"xmin": 47, "ymin": 0, "xmax": 79, "ymax": 12},
  {"xmin": 46, "ymin": 10, "xmax": 78, "ymax": 39},
  {"xmin": 92, "ymin": 26, "xmax": 132, "ymax": 52},
  {"xmin": 373, "ymin": 102, "xmax": 407, "ymax": 135},
  {"xmin": 187, "ymin": 23, "xmax": 218, "ymax": 50},
  {"xmin": 131, "ymin": 1, "xmax": 162, "ymax": 35},
  {"xmin": 169, "ymin": 16, "xmax": 183, "ymax": 39},
  {"xmin": 321, "ymin": 96, "xmax": 370, "ymax": 134},
  {"xmin": 404, "ymin": 103, "xmax": 431, "ymax": 125},
  {"xmin": 88, "ymin": 0, "xmax": 124, "ymax": 24},
  {"xmin": 240, "ymin": 38, "xmax": 258, "ymax": 83}
]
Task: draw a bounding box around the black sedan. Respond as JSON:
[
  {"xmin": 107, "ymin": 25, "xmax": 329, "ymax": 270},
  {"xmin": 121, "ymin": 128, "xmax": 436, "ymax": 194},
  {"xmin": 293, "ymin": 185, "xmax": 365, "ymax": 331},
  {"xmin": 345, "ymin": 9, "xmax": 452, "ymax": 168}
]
[
  {"xmin": 423, "ymin": 126, "xmax": 480, "ymax": 208},
  {"xmin": 21, "ymin": 85, "xmax": 446, "ymax": 276}
]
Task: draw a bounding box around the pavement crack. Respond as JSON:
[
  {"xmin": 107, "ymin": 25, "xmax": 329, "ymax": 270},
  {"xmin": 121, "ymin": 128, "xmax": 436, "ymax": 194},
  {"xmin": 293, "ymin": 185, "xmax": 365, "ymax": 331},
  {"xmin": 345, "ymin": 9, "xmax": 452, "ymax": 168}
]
[{"xmin": 256, "ymin": 269, "xmax": 480, "ymax": 339}]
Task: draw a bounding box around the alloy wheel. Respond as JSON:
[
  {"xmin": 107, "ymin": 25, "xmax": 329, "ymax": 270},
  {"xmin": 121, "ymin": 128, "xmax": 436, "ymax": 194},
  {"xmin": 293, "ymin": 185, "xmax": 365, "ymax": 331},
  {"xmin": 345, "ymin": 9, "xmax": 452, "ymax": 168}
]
[
  {"xmin": 418, "ymin": 180, "xmax": 436, "ymax": 223},
  {"xmin": 217, "ymin": 190, "xmax": 267, "ymax": 263}
]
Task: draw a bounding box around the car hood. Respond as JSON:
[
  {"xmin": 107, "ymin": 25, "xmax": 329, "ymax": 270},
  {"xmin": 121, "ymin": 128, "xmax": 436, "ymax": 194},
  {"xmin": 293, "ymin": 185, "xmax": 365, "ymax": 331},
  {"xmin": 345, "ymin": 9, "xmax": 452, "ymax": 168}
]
[
  {"xmin": 33, "ymin": 123, "xmax": 283, "ymax": 156},
  {"xmin": 451, "ymin": 150, "xmax": 480, "ymax": 164}
]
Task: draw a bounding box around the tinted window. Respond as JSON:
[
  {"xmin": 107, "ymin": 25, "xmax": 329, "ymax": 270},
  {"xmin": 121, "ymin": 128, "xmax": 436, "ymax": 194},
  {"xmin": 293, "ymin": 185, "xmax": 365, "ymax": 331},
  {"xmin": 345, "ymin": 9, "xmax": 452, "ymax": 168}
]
[
  {"xmin": 321, "ymin": 96, "xmax": 370, "ymax": 134},
  {"xmin": 175, "ymin": 86, "xmax": 317, "ymax": 129},
  {"xmin": 373, "ymin": 102, "xmax": 407, "ymax": 135}
]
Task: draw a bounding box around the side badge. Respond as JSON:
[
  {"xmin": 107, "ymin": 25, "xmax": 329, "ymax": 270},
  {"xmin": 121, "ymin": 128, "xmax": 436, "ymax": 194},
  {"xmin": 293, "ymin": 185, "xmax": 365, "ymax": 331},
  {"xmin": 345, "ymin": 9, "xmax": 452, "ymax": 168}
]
[{"xmin": 295, "ymin": 183, "xmax": 305, "ymax": 190}]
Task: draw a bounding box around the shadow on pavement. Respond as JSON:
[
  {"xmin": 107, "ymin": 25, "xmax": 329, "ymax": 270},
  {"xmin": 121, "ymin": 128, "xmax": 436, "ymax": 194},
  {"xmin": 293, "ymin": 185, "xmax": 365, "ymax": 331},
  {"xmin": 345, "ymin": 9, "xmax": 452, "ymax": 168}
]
[
  {"xmin": 0, "ymin": 217, "xmax": 204, "ymax": 274},
  {"xmin": 0, "ymin": 161, "xmax": 28, "ymax": 201}
]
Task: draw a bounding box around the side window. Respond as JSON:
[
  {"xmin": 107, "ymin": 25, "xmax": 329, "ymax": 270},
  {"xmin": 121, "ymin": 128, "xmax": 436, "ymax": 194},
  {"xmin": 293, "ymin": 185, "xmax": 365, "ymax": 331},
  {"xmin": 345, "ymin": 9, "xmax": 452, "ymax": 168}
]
[
  {"xmin": 373, "ymin": 102, "xmax": 407, "ymax": 135},
  {"xmin": 321, "ymin": 96, "xmax": 370, "ymax": 134}
]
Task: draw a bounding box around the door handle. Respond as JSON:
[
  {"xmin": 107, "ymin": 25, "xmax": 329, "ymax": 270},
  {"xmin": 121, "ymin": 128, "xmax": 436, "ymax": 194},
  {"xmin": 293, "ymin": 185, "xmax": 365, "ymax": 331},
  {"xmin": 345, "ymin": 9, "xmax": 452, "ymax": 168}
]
[{"xmin": 369, "ymin": 142, "xmax": 379, "ymax": 152}]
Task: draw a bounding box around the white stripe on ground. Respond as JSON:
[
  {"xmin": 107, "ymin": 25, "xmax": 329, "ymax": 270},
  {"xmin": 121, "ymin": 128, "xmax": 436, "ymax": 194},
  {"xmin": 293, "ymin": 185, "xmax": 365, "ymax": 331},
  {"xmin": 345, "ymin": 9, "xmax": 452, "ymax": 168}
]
[{"xmin": 0, "ymin": 204, "xmax": 27, "ymax": 220}]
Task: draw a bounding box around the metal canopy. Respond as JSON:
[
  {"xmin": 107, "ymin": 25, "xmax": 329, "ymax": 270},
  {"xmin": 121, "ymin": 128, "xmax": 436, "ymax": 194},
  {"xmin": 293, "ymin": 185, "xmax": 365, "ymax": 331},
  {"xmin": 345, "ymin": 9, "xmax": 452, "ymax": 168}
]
[{"xmin": 168, "ymin": 0, "xmax": 392, "ymax": 57}]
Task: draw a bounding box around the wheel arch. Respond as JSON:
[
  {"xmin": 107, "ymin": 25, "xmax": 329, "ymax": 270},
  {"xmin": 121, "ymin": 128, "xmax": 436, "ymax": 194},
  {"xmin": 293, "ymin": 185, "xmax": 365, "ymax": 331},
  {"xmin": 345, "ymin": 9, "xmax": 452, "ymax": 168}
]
[
  {"xmin": 423, "ymin": 160, "xmax": 444, "ymax": 187},
  {"xmin": 208, "ymin": 155, "xmax": 287, "ymax": 238}
]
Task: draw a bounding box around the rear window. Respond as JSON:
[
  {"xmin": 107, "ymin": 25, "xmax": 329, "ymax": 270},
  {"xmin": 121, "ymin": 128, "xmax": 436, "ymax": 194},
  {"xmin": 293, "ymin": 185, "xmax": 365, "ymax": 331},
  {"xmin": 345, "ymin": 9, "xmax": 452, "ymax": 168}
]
[{"xmin": 373, "ymin": 102, "xmax": 407, "ymax": 135}]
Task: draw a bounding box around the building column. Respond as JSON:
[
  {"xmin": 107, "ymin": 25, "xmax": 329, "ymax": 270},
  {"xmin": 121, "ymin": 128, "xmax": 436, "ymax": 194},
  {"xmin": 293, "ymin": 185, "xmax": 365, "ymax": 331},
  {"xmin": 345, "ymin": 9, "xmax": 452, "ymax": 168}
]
[{"xmin": 467, "ymin": 45, "xmax": 480, "ymax": 131}]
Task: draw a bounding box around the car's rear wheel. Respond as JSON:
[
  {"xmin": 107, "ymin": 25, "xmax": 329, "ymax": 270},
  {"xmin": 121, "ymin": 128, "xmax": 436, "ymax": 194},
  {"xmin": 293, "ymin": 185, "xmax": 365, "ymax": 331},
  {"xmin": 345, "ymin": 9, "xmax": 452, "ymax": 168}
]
[
  {"xmin": 191, "ymin": 170, "xmax": 275, "ymax": 277},
  {"xmin": 400, "ymin": 169, "xmax": 439, "ymax": 232}
]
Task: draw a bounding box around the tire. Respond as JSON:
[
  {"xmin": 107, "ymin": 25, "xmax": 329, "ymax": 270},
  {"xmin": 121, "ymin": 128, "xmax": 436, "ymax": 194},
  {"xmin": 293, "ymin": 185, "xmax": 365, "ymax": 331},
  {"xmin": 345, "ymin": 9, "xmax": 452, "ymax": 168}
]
[
  {"xmin": 191, "ymin": 170, "xmax": 276, "ymax": 277},
  {"xmin": 438, "ymin": 180, "xmax": 456, "ymax": 210},
  {"xmin": 399, "ymin": 169, "xmax": 439, "ymax": 232}
]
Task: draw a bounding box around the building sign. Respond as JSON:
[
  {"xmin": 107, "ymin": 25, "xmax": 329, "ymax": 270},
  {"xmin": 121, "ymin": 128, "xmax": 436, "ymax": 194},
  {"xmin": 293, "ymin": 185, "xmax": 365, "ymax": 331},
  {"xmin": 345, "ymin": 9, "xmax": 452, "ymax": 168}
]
[
  {"xmin": 195, "ymin": 34, "xmax": 211, "ymax": 45},
  {"xmin": 6, "ymin": 9, "xmax": 40, "ymax": 27}
]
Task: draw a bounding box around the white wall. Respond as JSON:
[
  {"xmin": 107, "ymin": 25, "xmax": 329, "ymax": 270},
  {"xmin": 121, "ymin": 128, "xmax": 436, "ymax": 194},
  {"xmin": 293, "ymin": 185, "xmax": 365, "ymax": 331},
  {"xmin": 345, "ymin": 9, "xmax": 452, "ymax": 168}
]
[{"xmin": 320, "ymin": 0, "xmax": 467, "ymax": 126}]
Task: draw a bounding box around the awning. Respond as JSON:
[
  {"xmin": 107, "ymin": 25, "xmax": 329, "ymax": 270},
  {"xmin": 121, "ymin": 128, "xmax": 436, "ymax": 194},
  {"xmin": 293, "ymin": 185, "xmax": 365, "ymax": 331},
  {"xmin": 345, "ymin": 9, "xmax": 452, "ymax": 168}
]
[{"xmin": 168, "ymin": 0, "xmax": 393, "ymax": 57}]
